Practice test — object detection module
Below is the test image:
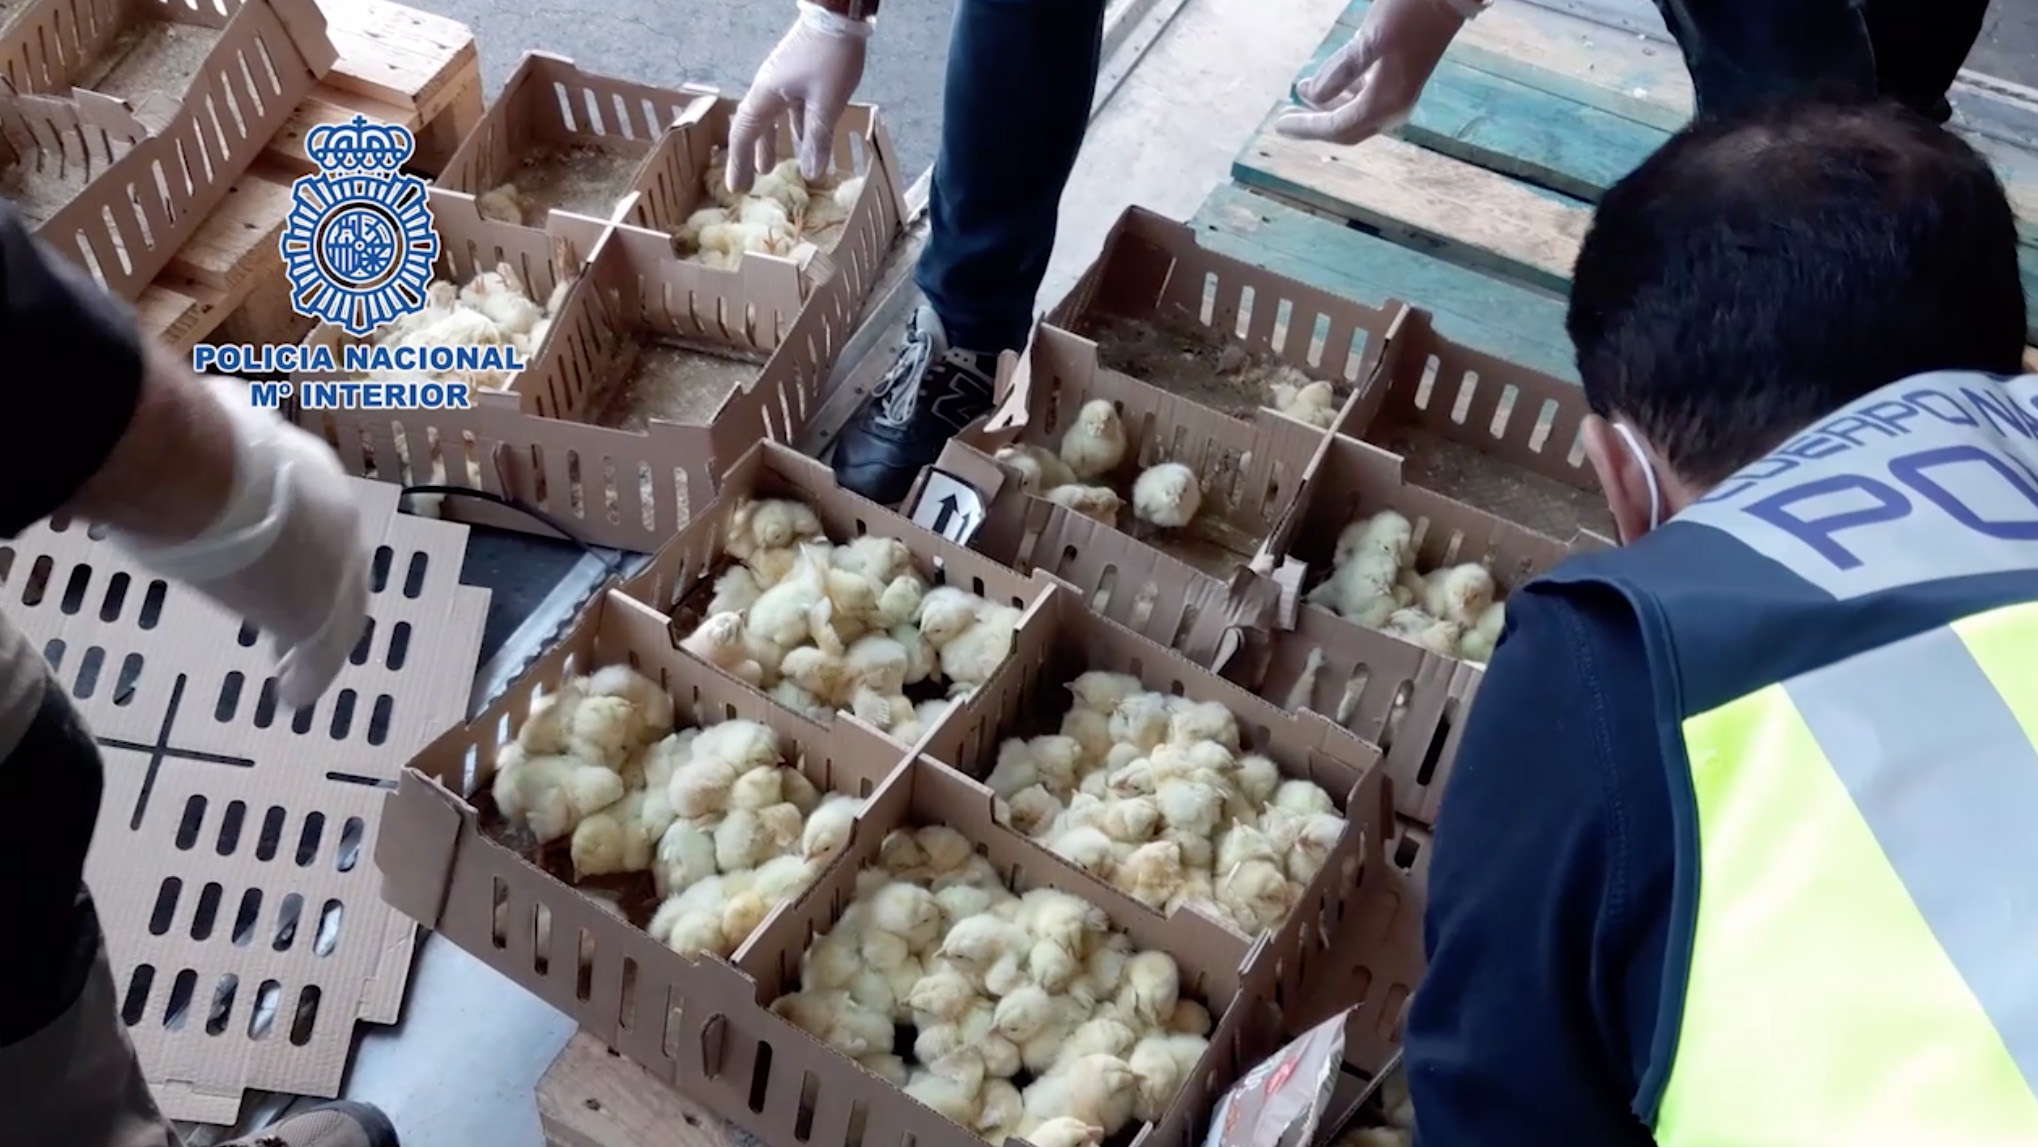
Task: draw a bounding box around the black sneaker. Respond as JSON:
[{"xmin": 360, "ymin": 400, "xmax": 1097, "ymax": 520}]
[{"xmin": 832, "ymin": 303, "xmax": 998, "ymax": 506}]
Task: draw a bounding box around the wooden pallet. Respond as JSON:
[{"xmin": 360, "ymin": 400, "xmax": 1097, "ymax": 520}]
[
  {"xmin": 137, "ymin": 0, "xmax": 484, "ymax": 352},
  {"xmin": 537, "ymin": 1032, "xmax": 732, "ymax": 1147},
  {"xmin": 1191, "ymin": 183, "xmax": 1576, "ymax": 380},
  {"xmin": 1233, "ymin": 0, "xmax": 2038, "ymax": 343}
]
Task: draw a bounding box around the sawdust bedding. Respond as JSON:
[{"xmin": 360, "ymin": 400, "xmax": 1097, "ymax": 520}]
[
  {"xmin": 591, "ymin": 337, "xmax": 766, "ymax": 432},
  {"xmin": 512, "ymin": 143, "xmax": 648, "ymax": 222},
  {"xmin": 1075, "ymin": 312, "xmax": 1350, "ymax": 421},
  {"xmin": 78, "ymin": 22, "xmax": 223, "ymax": 108}
]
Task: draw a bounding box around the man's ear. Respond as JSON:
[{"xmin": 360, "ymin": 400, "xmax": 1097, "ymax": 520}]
[{"xmin": 1582, "ymin": 414, "xmax": 1652, "ymax": 544}]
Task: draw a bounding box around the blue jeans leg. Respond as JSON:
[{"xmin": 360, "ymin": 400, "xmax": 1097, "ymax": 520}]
[{"xmin": 915, "ymin": 0, "xmax": 1108, "ymax": 356}]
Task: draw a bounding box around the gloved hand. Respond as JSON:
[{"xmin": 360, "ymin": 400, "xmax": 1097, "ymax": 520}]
[
  {"xmin": 106, "ymin": 379, "xmax": 370, "ymax": 710},
  {"xmin": 727, "ymin": 1, "xmax": 872, "ymax": 194},
  {"xmin": 1275, "ymin": 0, "xmax": 1479, "ymax": 145}
]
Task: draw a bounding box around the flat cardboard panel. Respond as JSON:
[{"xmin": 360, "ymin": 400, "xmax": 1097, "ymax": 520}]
[{"xmin": 4, "ymin": 477, "xmax": 487, "ymax": 1123}]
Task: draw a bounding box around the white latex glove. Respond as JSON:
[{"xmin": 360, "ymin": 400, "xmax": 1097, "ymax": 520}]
[
  {"xmin": 727, "ymin": 1, "xmax": 872, "ymax": 193},
  {"xmin": 1275, "ymin": 0, "xmax": 1482, "ymax": 145},
  {"xmin": 106, "ymin": 379, "xmax": 370, "ymax": 710}
]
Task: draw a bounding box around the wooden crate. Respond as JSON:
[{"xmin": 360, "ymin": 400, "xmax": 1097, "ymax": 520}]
[
  {"xmin": 538, "ymin": 1033, "xmax": 732, "ymax": 1147},
  {"xmin": 137, "ymin": 0, "xmax": 482, "ymax": 351}
]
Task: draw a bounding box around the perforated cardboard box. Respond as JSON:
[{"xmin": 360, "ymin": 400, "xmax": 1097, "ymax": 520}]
[
  {"xmin": 1340, "ymin": 307, "xmax": 1616, "ymax": 543},
  {"xmin": 374, "ymin": 576, "xmax": 1416, "ymax": 1147},
  {"xmin": 3, "ymin": 477, "xmax": 486, "ymax": 1123},
  {"xmin": 434, "ymin": 52, "xmax": 699, "ymax": 233},
  {"xmin": 0, "ymin": 0, "xmax": 335, "ymax": 301},
  {"xmin": 1047, "ymin": 207, "xmax": 1402, "ymax": 428},
  {"xmin": 375, "ymin": 584, "xmax": 913, "ymax": 1080},
  {"xmin": 295, "ymin": 107, "xmax": 908, "ymax": 553},
  {"xmin": 615, "ymin": 438, "xmax": 1057, "ymax": 754},
  {"xmin": 1223, "ymin": 433, "xmax": 1606, "ymax": 826}
]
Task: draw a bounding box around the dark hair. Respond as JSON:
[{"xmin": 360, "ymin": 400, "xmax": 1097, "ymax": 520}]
[{"xmin": 1567, "ymin": 99, "xmax": 2027, "ymax": 486}]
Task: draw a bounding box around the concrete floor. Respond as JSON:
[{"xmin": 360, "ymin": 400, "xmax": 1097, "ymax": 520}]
[
  {"xmin": 1976, "ymin": 3, "xmax": 2038, "ymax": 86},
  {"xmin": 413, "ymin": 0, "xmax": 958, "ymax": 176}
]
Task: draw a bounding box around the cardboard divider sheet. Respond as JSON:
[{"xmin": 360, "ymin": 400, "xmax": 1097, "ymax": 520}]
[
  {"xmin": 614, "ymin": 438, "xmax": 1056, "ymax": 758},
  {"xmin": 0, "ymin": 0, "xmax": 335, "ymax": 301},
  {"xmin": 1229, "ymin": 434, "xmax": 1602, "ymax": 825},
  {"xmin": 5, "ymin": 478, "xmax": 486, "ymax": 1123},
  {"xmin": 377, "ymin": 586, "xmax": 914, "ymax": 1088},
  {"xmin": 433, "ymin": 51, "xmax": 698, "ymax": 231},
  {"xmin": 1048, "ymin": 207, "xmax": 1403, "ymax": 411},
  {"xmin": 292, "ymin": 99, "xmax": 909, "ymax": 553}
]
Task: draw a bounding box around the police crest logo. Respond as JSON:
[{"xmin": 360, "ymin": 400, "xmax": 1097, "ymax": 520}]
[{"xmin": 280, "ymin": 114, "xmax": 441, "ymax": 337}]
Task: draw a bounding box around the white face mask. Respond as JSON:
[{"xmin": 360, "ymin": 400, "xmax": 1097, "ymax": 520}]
[{"xmin": 1613, "ymin": 421, "xmax": 1665, "ymax": 536}]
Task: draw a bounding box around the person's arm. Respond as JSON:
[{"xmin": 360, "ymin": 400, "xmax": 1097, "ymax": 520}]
[
  {"xmin": 726, "ymin": 2, "xmax": 872, "ymax": 192},
  {"xmin": 1405, "ymin": 586, "xmax": 1672, "ymax": 1146},
  {"xmin": 0, "ymin": 202, "xmax": 234, "ymax": 542}
]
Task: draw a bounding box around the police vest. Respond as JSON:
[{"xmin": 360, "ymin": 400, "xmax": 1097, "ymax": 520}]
[{"xmin": 1528, "ymin": 369, "xmax": 2038, "ymax": 1145}]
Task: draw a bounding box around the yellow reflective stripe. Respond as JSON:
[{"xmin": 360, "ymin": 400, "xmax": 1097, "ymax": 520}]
[
  {"xmin": 1658, "ymin": 667, "xmax": 2038, "ymax": 1147},
  {"xmin": 1785, "ymin": 618, "xmax": 2038, "ymax": 1103}
]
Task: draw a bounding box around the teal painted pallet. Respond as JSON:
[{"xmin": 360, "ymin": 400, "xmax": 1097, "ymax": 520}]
[
  {"xmin": 1251, "ymin": 0, "xmax": 2038, "ymax": 340},
  {"xmin": 1191, "ymin": 182, "xmax": 1578, "ymax": 382}
]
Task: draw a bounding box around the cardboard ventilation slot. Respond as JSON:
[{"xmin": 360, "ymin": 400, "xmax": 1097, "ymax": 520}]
[
  {"xmin": 291, "ymin": 97, "xmax": 909, "ymax": 553},
  {"xmin": 0, "ymin": 0, "xmax": 334, "ymax": 301},
  {"xmin": 5, "ymin": 478, "xmax": 486, "ymax": 1123},
  {"xmin": 616, "ymin": 438, "xmax": 1055, "ymax": 756},
  {"xmin": 434, "ymin": 51, "xmax": 695, "ymax": 231},
  {"xmin": 1048, "ymin": 207, "xmax": 1402, "ymax": 418}
]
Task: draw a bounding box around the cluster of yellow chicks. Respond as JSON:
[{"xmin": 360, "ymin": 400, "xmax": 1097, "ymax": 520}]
[
  {"xmin": 994, "ymin": 400, "xmax": 1205, "ymax": 533},
  {"xmin": 371, "ymin": 262, "xmax": 574, "ymax": 519},
  {"xmin": 674, "ymin": 496, "xmax": 1022, "ymax": 742},
  {"xmin": 772, "ymin": 824, "xmax": 1214, "ymax": 1147},
  {"xmin": 1336, "ymin": 1068, "xmax": 1414, "ymax": 1147},
  {"xmin": 1302, "ymin": 509, "xmax": 1507, "ymax": 664},
  {"xmin": 666, "ymin": 154, "xmax": 865, "ymax": 270},
  {"xmin": 985, "ymin": 672, "xmax": 1344, "ymax": 939},
  {"xmin": 489, "ymin": 662, "xmax": 862, "ymax": 960},
  {"xmin": 1238, "ymin": 354, "xmax": 1344, "ymax": 429}
]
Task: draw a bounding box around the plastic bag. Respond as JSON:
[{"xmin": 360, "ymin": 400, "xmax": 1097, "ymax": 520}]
[{"xmin": 1202, "ymin": 1008, "xmax": 1354, "ymax": 1147}]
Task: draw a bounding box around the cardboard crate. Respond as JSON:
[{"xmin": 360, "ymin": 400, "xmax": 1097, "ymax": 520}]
[
  {"xmin": 909, "ymin": 438, "xmax": 1289, "ymax": 663},
  {"xmin": 294, "ymin": 120, "xmax": 907, "ymax": 552},
  {"xmin": 290, "ymin": 195, "xmax": 731, "ymax": 550},
  {"xmin": 616, "ymin": 439, "xmax": 1056, "ymax": 755},
  {"xmin": 1221, "ymin": 434, "xmax": 1603, "ymax": 826},
  {"xmin": 1341, "ymin": 308, "xmax": 1616, "ymax": 542},
  {"xmin": 934, "ymin": 584, "xmax": 1381, "ymax": 959},
  {"xmin": 5, "ymin": 476, "xmax": 486, "ymax": 1123},
  {"xmin": 1048, "ymin": 206, "xmax": 1403, "ymax": 427},
  {"xmin": 617, "ymin": 93, "xmax": 905, "ymax": 290},
  {"xmin": 376, "ymin": 584, "xmax": 914, "ymax": 1083},
  {"xmin": 376, "ymin": 576, "xmax": 1412, "ymax": 1147},
  {"xmin": 434, "ymin": 52, "xmax": 696, "ymax": 231},
  {"xmin": 0, "ymin": 0, "xmax": 333, "ymax": 301},
  {"xmin": 973, "ymin": 323, "xmax": 1327, "ymax": 628}
]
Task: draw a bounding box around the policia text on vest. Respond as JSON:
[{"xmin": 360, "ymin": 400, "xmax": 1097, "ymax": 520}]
[{"xmin": 1533, "ymin": 369, "xmax": 2038, "ymax": 1143}]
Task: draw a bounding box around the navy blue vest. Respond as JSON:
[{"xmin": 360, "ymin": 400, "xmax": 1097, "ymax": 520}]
[{"xmin": 1521, "ymin": 369, "xmax": 2038, "ymax": 1121}]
